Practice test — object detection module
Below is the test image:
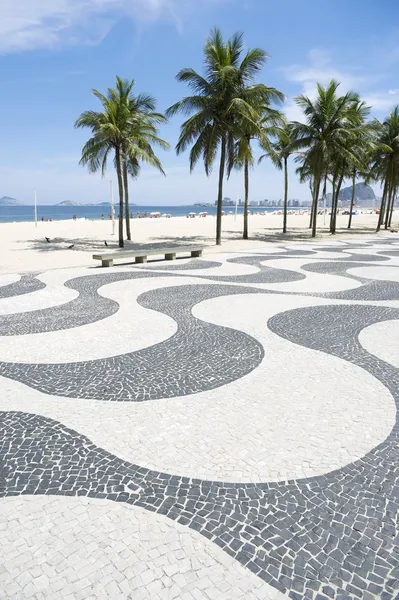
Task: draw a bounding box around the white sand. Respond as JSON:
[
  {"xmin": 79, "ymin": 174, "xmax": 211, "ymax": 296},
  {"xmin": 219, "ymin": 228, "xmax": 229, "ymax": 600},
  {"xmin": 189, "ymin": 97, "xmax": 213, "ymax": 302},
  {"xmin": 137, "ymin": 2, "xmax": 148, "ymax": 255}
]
[{"xmin": 0, "ymin": 211, "xmax": 397, "ymax": 274}]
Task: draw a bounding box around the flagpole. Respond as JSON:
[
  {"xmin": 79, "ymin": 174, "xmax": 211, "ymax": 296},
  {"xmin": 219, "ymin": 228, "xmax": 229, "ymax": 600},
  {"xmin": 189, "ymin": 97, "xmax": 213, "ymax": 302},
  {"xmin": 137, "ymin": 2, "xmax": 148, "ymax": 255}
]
[
  {"xmin": 34, "ymin": 189, "xmax": 37, "ymax": 228},
  {"xmin": 110, "ymin": 180, "xmax": 115, "ymax": 235}
]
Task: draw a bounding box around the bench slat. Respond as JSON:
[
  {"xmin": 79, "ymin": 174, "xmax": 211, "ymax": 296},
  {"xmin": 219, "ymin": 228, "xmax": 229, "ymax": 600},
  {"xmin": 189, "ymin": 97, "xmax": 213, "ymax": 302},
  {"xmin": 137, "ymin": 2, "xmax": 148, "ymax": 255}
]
[{"xmin": 93, "ymin": 246, "xmax": 204, "ymax": 267}]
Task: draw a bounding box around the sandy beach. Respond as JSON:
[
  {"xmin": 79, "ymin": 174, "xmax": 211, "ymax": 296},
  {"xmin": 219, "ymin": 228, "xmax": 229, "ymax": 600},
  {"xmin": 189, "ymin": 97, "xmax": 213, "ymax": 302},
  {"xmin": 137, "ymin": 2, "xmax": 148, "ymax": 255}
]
[{"xmin": 0, "ymin": 211, "xmax": 397, "ymax": 274}]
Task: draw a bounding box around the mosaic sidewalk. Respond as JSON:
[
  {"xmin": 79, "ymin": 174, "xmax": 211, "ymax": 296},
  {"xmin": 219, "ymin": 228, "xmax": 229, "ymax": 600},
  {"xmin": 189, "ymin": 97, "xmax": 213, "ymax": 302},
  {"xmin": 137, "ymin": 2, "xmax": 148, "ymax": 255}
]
[{"xmin": 1, "ymin": 237, "xmax": 399, "ymax": 599}]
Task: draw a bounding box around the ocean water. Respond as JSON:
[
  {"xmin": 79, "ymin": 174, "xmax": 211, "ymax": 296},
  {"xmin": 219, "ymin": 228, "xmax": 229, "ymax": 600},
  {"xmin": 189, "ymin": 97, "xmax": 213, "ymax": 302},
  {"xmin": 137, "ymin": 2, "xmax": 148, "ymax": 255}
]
[{"xmin": 0, "ymin": 205, "xmax": 297, "ymax": 223}]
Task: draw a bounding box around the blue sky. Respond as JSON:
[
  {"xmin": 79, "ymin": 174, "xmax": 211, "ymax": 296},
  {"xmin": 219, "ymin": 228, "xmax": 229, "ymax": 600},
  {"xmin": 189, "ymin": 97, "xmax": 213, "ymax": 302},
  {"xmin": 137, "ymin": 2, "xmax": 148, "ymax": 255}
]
[{"xmin": 0, "ymin": 0, "xmax": 398, "ymax": 205}]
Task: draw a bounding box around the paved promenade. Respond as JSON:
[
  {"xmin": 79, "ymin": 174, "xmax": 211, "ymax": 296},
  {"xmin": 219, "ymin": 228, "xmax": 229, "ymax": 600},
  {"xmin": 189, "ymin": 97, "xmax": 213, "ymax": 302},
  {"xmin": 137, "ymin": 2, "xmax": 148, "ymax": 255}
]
[{"xmin": 1, "ymin": 237, "xmax": 399, "ymax": 599}]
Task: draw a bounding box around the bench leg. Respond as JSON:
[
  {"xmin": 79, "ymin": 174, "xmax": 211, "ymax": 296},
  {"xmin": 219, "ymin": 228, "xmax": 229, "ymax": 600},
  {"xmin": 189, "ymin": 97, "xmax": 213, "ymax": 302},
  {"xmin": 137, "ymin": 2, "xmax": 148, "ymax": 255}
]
[
  {"xmin": 165, "ymin": 253, "xmax": 176, "ymax": 261},
  {"xmin": 191, "ymin": 250, "xmax": 202, "ymax": 258},
  {"xmin": 102, "ymin": 259, "xmax": 113, "ymax": 267},
  {"xmin": 135, "ymin": 256, "xmax": 147, "ymax": 264}
]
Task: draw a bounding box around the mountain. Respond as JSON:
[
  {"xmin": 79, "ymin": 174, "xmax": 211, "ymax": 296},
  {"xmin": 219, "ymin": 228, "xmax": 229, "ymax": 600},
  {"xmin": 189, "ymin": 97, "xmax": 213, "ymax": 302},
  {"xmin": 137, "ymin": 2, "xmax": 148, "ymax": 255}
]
[
  {"xmin": 323, "ymin": 182, "xmax": 376, "ymax": 207},
  {"xmin": 0, "ymin": 196, "xmax": 23, "ymax": 206},
  {"xmin": 339, "ymin": 182, "xmax": 376, "ymax": 204}
]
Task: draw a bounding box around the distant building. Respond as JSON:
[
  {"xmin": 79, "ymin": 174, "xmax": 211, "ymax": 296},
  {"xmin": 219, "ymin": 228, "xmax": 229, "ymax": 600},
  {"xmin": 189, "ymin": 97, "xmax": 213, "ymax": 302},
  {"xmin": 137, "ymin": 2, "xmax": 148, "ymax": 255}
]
[{"xmin": 214, "ymin": 197, "xmax": 235, "ymax": 206}]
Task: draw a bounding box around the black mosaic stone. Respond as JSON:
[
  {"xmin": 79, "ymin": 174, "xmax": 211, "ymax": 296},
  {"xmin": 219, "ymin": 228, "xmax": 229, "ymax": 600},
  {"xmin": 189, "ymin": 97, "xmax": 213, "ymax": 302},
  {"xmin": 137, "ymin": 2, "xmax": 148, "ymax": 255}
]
[
  {"xmin": 377, "ymin": 250, "xmax": 399, "ymax": 257},
  {"xmin": 314, "ymin": 247, "xmax": 391, "ymax": 262},
  {"xmin": 0, "ymin": 283, "xmax": 264, "ymax": 401},
  {"xmin": 0, "ymin": 271, "xmax": 166, "ymax": 335},
  {"xmin": 2, "ymin": 239, "xmax": 399, "ymax": 599},
  {"xmin": 140, "ymin": 258, "xmax": 223, "ymax": 271},
  {"xmin": 299, "ymin": 260, "xmax": 399, "ymax": 301},
  {"xmin": 0, "ymin": 274, "xmax": 45, "ymax": 299}
]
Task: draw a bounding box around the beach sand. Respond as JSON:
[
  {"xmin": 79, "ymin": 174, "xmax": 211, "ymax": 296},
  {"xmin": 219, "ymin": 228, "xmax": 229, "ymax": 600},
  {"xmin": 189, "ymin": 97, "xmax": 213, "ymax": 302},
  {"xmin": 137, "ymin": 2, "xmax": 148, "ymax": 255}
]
[{"xmin": 0, "ymin": 211, "xmax": 398, "ymax": 274}]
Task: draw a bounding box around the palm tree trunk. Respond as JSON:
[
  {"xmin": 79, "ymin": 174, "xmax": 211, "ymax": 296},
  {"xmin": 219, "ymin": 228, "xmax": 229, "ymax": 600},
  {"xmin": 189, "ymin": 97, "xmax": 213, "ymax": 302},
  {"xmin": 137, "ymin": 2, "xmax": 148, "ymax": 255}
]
[
  {"xmin": 309, "ymin": 179, "xmax": 317, "ymax": 230},
  {"xmin": 377, "ymin": 178, "xmax": 388, "ymax": 231},
  {"xmin": 312, "ymin": 177, "xmax": 321, "ymax": 238},
  {"xmin": 123, "ymin": 159, "xmax": 131, "ymax": 241},
  {"xmin": 333, "ymin": 173, "xmax": 344, "ymax": 234},
  {"xmin": 330, "ymin": 178, "xmax": 336, "ymax": 234},
  {"xmin": 308, "ymin": 178, "xmax": 314, "ymax": 229},
  {"xmin": 388, "ymin": 192, "xmax": 396, "ymax": 227},
  {"xmin": 348, "ymin": 170, "xmax": 356, "ymax": 229},
  {"xmin": 243, "ymin": 158, "xmax": 249, "ymax": 240},
  {"xmin": 384, "ymin": 185, "xmax": 392, "ymax": 230},
  {"xmin": 283, "ymin": 157, "xmax": 288, "ymax": 234},
  {"xmin": 115, "ymin": 147, "xmax": 124, "ymax": 248},
  {"xmin": 216, "ymin": 136, "xmax": 226, "ymax": 246},
  {"xmin": 322, "ymin": 175, "xmax": 327, "ymax": 227}
]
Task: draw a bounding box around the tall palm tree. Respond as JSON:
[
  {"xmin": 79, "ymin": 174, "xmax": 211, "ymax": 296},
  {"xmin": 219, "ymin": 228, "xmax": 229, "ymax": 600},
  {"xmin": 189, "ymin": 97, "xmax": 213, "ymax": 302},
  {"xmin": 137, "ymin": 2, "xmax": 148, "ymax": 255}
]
[
  {"xmin": 233, "ymin": 105, "xmax": 284, "ymax": 239},
  {"xmin": 259, "ymin": 120, "xmax": 293, "ymax": 234},
  {"xmin": 369, "ymin": 107, "xmax": 399, "ymax": 231},
  {"xmin": 75, "ymin": 89, "xmax": 126, "ymax": 247},
  {"xmin": 75, "ymin": 77, "xmax": 169, "ymax": 247},
  {"xmin": 347, "ymin": 141, "xmax": 375, "ymax": 229},
  {"xmin": 109, "ymin": 81, "xmax": 169, "ymax": 240},
  {"xmin": 292, "ymin": 80, "xmax": 364, "ymax": 237},
  {"xmin": 166, "ymin": 28, "xmax": 280, "ymax": 245},
  {"xmin": 327, "ymin": 98, "xmax": 371, "ymax": 234}
]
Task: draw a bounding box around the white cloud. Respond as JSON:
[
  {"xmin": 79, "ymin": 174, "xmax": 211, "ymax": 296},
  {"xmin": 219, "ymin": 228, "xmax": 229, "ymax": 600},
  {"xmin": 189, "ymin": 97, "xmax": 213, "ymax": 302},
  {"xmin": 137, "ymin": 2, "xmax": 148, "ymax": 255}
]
[
  {"xmin": 0, "ymin": 0, "xmax": 221, "ymax": 53},
  {"xmin": 362, "ymin": 93, "xmax": 397, "ymax": 112},
  {"xmin": 282, "ymin": 48, "xmax": 397, "ymax": 122}
]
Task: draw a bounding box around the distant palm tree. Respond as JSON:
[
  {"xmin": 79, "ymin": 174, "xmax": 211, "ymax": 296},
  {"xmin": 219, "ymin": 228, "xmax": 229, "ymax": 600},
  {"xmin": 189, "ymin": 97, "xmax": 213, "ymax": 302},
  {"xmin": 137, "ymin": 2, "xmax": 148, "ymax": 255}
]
[
  {"xmin": 259, "ymin": 120, "xmax": 293, "ymax": 234},
  {"xmin": 292, "ymin": 80, "xmax": 363, "ymax": 237},
  {"xmin": 75, "ymin": 77, "xmax": 169, "ymax": 247},
  {"xmin": 233, "ymin": 105, "xmax": 284, "ymax": 239},
  {"xmin": 327, "ymin": 98, "xmax": 371, "ymax": 234},
  {"xmin": 369, "ymin": 107, "xmax": 399, "ymax": 231},
  {"xmin": 167, "ymin": 27, "xmax": 281, "ymax": 245}
]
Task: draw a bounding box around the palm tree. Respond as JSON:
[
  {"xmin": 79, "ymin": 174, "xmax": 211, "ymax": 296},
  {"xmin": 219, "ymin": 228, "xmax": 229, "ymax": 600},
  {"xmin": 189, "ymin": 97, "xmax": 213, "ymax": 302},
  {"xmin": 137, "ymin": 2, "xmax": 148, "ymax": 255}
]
[
  {"xmin": 369, "ymin": 107, "xmax": 399, "ymax": 231},
  {"xmin": 109, "ymin": 81, "xmax": 169, "ymax": 240},
  {"xmin": 327, "ymin": 98, "xmax": 371, "ymax": 234},
  {"xmin": 233, "ymin": 105, "xmax": 284, "ymax": 239},
  {"xmin": 75, "ymin": 77, "xmax": 169, "ymax": 247},
  {"xmin": 166, "ymin": 28, "xmax": 281, "ymax": 245},
  {"xmin": 259, "ymin": 120, "xmax": 293, "ymax": 234},
  {"xmin": 75, "ymin": 88, "xmax": 126, "ymax": 247},
  {"xmin": 292, "ymin": 80, "xmax": 364, "ymax": 237},
  {"xmin": 347, "ymin": 142, "xmax": 375, "ymax": 229}
]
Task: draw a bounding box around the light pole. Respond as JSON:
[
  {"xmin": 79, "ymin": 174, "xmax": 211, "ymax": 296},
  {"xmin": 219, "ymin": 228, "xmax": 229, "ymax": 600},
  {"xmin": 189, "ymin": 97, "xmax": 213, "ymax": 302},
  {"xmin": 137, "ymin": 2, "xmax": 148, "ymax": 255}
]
[
  {"xmin": 34, "ymin": 189, "xmax": 37, "ymax": 228},
  {"xmin": 110, "ymin": 180, "xmax": 115, "ymax": 235}
]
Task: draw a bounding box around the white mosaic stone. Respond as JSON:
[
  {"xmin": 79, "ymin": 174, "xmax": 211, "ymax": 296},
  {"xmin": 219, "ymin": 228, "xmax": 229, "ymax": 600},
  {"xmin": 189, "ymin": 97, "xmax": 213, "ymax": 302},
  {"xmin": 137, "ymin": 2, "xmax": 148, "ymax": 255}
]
[
  {"xmin": 359, "ymin": 319, "xmax": 399, "ymax": 369},
  {"xmin": 347, "ymin": 265, "xmax": 399, "ymax": 282},
  {"xmin": 2, "ymin": 237, "xmax": 399, "ymax": 600},
  {"xmin": 0, "ymin": 273, "xmax": 21, "ymax": 287},
  {"xmin": 256, "ymin": 257, "xmax": 362, "ymax": 293},
  {"xmin": 0, "ymin": 277, "xmax": 194, "ymax": 363},
  {"xmin": 0, "ymin": 496, "xmax": 287, "ymax": 600},
  {"xmin": 1, "ymin": 293, "xmax": 394, "ymax": 482}
]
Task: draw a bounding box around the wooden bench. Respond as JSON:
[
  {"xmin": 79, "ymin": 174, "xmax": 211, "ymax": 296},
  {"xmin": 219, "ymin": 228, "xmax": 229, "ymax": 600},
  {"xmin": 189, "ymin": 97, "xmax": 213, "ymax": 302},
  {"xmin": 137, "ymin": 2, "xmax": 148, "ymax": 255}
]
[{"xmin": 93, "ymin": 246, "xmax": 204, "ymax": 268}]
